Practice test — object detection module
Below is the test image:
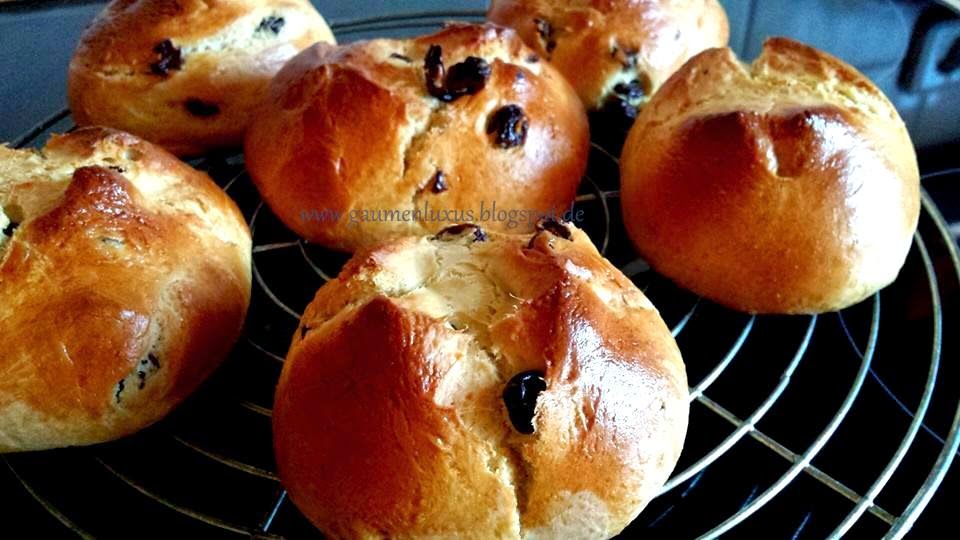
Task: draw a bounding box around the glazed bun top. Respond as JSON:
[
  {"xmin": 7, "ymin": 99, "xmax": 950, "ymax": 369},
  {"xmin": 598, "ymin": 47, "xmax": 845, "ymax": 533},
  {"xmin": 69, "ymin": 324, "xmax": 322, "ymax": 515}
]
[
  {"xmin": 620, "ymin": 38, "xmax": 920, "ymax": 314},
  {"xmin": 68, "ymin": 0, "xmax": 335, "ymax": 155},
  {"xmin": 71, "ymin": 0, "xmax": 333, "ymax": 62},
  {"xmin": 487, "ymin": 0, "xmax": 729, "ymax": 110},
  {"xmin": 0, "ymin": 127, "xmax": 251, "ymax": 452},
  {"xmin": 244, "ymin": 22, "xmax": 589, "ymax": 252},
  {"xmin": 274, "ymin": 223, "xmax": 689, "ymax": 538}
]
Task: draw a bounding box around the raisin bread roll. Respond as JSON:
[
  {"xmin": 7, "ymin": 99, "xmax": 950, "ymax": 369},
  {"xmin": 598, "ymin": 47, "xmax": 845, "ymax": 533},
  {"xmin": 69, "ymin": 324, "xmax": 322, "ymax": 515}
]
[
  {"xmin": 273, "ymin": 223, "xmax": 688, "ymax": 538},
  {"xmin": 620, "ymin": 38, "xmax": 921, "ymax": 314},
  {"xmin": 245, "ymin": 23, "xmax": 590, "ymax": 252},
  {"xmin": 0, "ymin": 127, "xmax": 251, "ymax": 452},
  {"xmin": 68, "ymin": 0, "xmax": 335, "ymax": 156},
  {"xmin": 488, "ymin": 0, "xmax": 729, "ymax": 130}
]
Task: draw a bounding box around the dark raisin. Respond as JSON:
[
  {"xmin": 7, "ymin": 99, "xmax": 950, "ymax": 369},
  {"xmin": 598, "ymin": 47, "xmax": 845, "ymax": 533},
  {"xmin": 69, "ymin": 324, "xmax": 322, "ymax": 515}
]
[
  {"xmin": 526, "ymin": 53, "xmax": 540, "ymax": 63},
  {"xmin": 2, "ymin": 221, "xmax": 19, "ymax": 237},
  {"xmin": 137, "ymin": 371, "xmax": 146, "ymax": 390},
  {"xmin": 602, "ymin": 96, "xmax": 638, "ymax": 122},
  {"xmin": 613, "ymin": 79, "xmax": 645, "ymax": 101},
  {"xmin": 588, "ymin": 95, "xmax": 639, "ymax": 152},
  {"xmin": 619, "ymin": 48, "xmax": 639, "ymax": 69},
  {"xmin": 148, "ymin": 353, "xmax": 160, "ymax": 369},
  {"xmin": 445, "ymin": 57, "xmax": 491, "ymax": 98},
  {"xmin": 434, "ymin": 223, "xmax": 487, "ymax": 242},
  {"xmin": 185, "ymin": 99, "xmax": 220, "ymax": 117},
  {"xmin": 424, "ymin": 44, "xmax": 450, "ymax": 101},
  {"xmin": 150, "ymin": 39, "xmax": 183, "ymax": 76},
  {"xmin": 534, "ymin": 17, "xmax": 552, "ymax": 41},
  {"xmin": 503, "ymin": 371, "xmax": 546, "ymax": 434},
  {"xmin": 537, "ymin": 217, "xmax": 572, "ymax": 240},
  {"xmin": 257, "ymin": 16, "xmax": 285, "ymax": 35},
  {"xmin": 390, "ymin": 52, "xmax": 412, "ymax": 62},
  {"xmin": 487, "ymin": 105, "xmax": 529, "ymax": 149},
  {"xmin": 431, "ymin": 170, "xmax": 448, "ymax": 193},
  {"xmin": 115, "ymin": 379, "xmax": 125, "ymax": 403},
  {"xmin": 107, "ymin": 165, "xmax": 126, "ymax": 173},
  {"xmin": 100, "ymin": 237, "xmax": 124, "ymax": 247}
]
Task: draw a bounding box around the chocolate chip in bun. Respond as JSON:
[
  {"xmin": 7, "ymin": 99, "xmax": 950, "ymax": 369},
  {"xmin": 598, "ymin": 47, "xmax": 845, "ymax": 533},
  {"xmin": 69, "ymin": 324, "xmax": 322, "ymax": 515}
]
[
  {"xmin": 244, "ymin": 23, "xmax": 590, "ymax": 253},
  {"xmin": 487, "ymin": 0, "xmax": 729, "ymax": 146},
  {"xmin": 68, "ymin": 0, "xmax": 336, "ymax": 156},
  {"xmin": 0, "ymin": 127, "xmax": 251, "ymax": 452},
  {"xmin": 273, "ymin": 222, "xmax": 688, "ymax": 538},
  {"xmin": 620, "ymin": 38, "xmax": 921, "ymax": 314}
]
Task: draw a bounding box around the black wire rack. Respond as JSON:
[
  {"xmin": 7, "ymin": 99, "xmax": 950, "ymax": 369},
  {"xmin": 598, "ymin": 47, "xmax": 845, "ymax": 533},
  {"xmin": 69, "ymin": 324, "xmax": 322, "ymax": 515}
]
[{"xmin": 3, "ymin": 11, "xmax": 960, "ymax": 540}]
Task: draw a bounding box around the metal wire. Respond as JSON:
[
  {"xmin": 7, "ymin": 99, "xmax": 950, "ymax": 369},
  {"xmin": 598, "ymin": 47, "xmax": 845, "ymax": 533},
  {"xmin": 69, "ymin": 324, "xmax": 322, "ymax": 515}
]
[
  {"xmin": 3, "ymin": 10, "xmax": 959, "ymax": 538},
  {"xmin": 170, "ymin": 435, "xmax": 279, "ymax": 481},
  {"xmin": 93, "ymin": 456, "xmax": 284, "ymax": 539},
  {"xmin": 658, "ymin": 316, "xmax": 819, "ymax": 495},
  {"xmin": 699, "ymin": 296, "xmax": 879, "ymax": 538},
  {"xmin": 830, "ymin": 233, "xmax": 943, "ymax": 537},
  {"xmin": 3, "ymin": 458, "xmax": 95, "ymax": 539},
  {"xmin": 883, "ymin": 193, "xmax": 960, "ymax": 539}
]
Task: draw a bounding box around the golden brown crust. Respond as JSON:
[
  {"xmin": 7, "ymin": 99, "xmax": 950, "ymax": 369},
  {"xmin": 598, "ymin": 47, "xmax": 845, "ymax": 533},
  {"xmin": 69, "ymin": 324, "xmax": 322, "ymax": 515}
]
[
  {"xmin": 244, "ymin": 23, "xmax": 590, "ymax": 253},
  {"xmin": 620, "ymin": 38, "xmax": 921, "ymax": 314},
  {"xmin": 487, "ymin": 0, "xmax": 729, "ymax": 109},
  {"xmin": 67, "ymin": 0, "xmax": 335, "ymax": 156},
  {"xmin": 0, "ymin": 127, "xmax": 252, "ymax": 452},
  {"xmin": 274, "ymin": 225, "xmax": 688, "ymax": 538}
]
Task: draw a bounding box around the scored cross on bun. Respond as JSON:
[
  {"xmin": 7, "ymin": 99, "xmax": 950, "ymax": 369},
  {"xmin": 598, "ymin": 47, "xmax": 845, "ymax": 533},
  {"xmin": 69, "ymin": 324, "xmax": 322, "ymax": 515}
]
[
  {"xmin": 273, "ymin": 223, "xmax": 689, "ymax": 538},
  {"xmin": 245, "ymin": 23, "xmax": 590, "ymax": 252},
  {"xmin": 0, "ymin": 127, "xmax": 251, "ymax": 452},
  {"xmin": 620, "ymin": 38, "xmax": 921, "ymax": 314}
]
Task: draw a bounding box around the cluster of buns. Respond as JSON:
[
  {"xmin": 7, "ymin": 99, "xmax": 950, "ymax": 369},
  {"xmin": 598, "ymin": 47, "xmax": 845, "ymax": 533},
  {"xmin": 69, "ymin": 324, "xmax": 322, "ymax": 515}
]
[
  {"xmin": 2, "ymin": 0, "xmax": 924, "ymax": 537},
  {"xmin": 274, "ymin": 223, "xmax": 688, "ymax": 538},
  {"xmin": 0, "ymin": 127, "xmax": 251, "ymax": 452}
]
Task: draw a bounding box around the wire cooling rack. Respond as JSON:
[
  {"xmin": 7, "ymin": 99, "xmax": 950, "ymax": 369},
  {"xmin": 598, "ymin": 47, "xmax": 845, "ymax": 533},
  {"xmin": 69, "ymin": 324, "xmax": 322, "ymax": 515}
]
[{"xmin": 3, "ymin": 11, "xmax": 960, "ymax": 540}]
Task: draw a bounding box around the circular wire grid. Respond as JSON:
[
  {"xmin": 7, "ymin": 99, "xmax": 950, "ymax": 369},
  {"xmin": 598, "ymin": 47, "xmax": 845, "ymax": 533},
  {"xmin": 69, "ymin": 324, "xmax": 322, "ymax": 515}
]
[{"xmin": 4, "ymin": 11, "xmax": 960, "ymax": 540}]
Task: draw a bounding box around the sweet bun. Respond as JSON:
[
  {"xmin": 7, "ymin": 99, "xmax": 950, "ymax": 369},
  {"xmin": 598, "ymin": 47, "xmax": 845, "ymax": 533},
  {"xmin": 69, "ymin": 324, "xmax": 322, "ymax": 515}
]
[
  {"xmin": 68, "ymin": 0, "xmax": 335, "ymax": 156},
  {"xmin": 244, "ymin": 23, "xmax": 590, "ymax": 252},
  {"xmin": 273, "ymin": 222, "xmax": 688, "ymax": 538},
  {"xmin": 0, "ymin": 127, "xmax": 252, "ymax": 452},
  {"xmin": 487, "ymin": 0, "xmax": 729, "ymax": 127},
  {"xmin": 620, "ymin": 38, "xmax": 921, "ymax": 314}
]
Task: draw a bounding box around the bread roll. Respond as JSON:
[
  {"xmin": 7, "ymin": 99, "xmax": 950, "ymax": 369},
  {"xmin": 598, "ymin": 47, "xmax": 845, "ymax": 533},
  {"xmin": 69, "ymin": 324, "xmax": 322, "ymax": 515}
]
[
  {"xmin": 245, "ymin": 23, "xmax": 590, "ymax": 252},
  {"xmin": 488, "ymin": 0, "xmax": 729, "ymax": 128},
  {"xmin": 273, "ymin": 222, "xmax": 688, "ymax": 538},
  {"xmin": 68, "ymin": 0, "xmax": 335, "ymax": 156},
  {"xmin": 0, "ymin": 127, "xmax": 251, "ymax": 452},
  {"xmin": 620, "ymin": 38, "xmax": 921, "ymax": 314}
]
